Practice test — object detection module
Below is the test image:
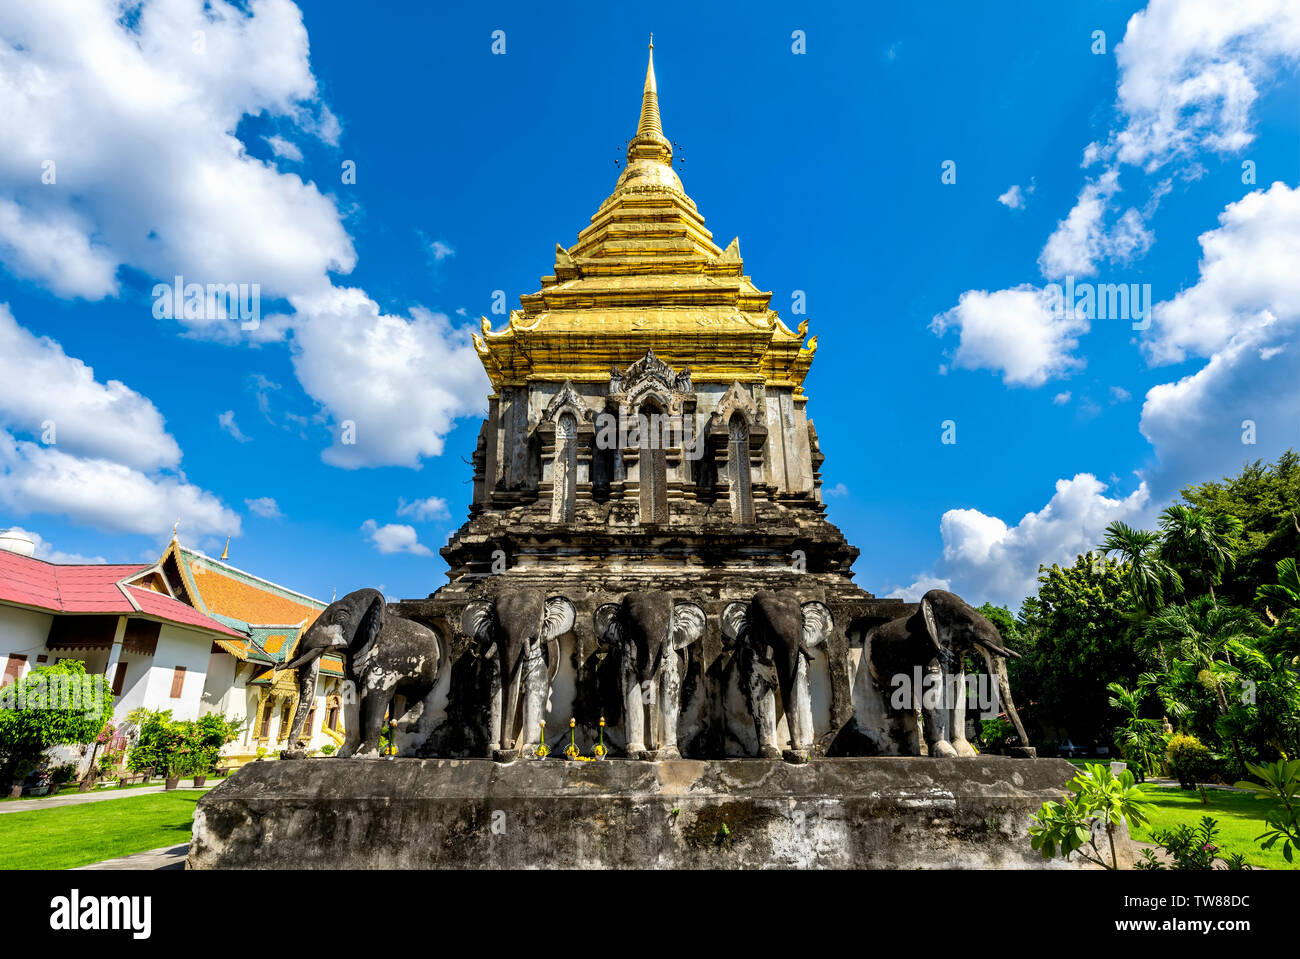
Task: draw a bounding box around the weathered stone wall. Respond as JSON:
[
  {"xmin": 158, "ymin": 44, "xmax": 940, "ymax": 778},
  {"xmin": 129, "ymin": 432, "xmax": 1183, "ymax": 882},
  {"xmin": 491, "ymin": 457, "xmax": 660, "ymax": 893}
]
[{"xmin": 188, "ymin": 757, "xmax": 1114, "ymax": 870}]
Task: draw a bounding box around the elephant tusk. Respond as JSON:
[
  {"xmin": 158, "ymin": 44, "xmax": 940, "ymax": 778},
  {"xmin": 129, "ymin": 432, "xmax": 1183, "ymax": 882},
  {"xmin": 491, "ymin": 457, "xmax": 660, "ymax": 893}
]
[{"xmin": 977, "ymin": 639, "xmax": 1020, "ymax": 660}]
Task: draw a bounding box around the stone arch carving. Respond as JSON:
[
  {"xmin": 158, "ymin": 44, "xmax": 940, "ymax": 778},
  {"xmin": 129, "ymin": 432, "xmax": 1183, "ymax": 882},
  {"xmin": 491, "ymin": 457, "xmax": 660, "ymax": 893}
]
[{"xmin": 714, "ymin": 380, "xmax": 760, "ymax": 428}]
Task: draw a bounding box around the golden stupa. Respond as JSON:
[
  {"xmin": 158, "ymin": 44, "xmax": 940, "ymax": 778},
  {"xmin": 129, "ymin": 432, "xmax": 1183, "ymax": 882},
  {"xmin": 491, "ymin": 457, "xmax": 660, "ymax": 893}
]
[{"xmin": 473, "ymin": 40, "xmax": 817, "ymax": 393}]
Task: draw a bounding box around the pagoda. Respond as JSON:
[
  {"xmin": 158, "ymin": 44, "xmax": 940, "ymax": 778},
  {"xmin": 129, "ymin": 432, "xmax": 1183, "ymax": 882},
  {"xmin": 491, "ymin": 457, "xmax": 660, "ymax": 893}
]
[{"xmin": 398, "ymin": 41, "xmax": 907, "ymax": 757}]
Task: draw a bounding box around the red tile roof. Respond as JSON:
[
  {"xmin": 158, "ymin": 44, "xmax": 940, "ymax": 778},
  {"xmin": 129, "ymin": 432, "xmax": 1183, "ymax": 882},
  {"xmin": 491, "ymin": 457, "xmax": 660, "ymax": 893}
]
[
  {"xmin": 124, "ymin": 586, "xmax": 243, "ymax": 637},
  {"xmin": 0, "ymin": 550, "xmax": 241, "ymax": 638}
]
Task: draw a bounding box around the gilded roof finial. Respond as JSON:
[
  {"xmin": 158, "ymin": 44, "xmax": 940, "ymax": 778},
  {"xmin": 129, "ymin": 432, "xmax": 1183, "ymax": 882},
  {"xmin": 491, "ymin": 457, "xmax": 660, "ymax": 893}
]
[
  {"xmin": 219, "ymin": 537, "xmax": 230, "ymax": 561},
  {"xmin": 171, "ymin": 519, "xmax": 180, "ymax": 542},
  {"xmin": 636, "ymin": 38, "xmax": 663, "ymax": 141}
]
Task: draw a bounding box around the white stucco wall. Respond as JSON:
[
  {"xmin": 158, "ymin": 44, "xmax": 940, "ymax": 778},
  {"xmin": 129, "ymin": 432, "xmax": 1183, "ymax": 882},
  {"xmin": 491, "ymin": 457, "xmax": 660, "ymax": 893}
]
[
  {"xmin": 0, "ymin": 605, "xmax": 54, "ymax": 682},
  {"xmin": 137, "ymin": 624, "xmax": 214, "ymax": 720}
]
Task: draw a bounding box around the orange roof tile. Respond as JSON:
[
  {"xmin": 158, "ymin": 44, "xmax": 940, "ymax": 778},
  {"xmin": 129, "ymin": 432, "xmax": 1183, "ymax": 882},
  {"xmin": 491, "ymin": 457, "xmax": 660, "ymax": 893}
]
[{"xmin": 185, "ymin": 558, "xmax": 322, "ymax": 628}]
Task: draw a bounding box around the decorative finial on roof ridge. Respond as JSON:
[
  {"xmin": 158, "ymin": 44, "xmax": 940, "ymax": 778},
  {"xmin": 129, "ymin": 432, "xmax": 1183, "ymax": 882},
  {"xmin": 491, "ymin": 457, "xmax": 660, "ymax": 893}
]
[
  {"xmin": 171, "ymin": 519, "xmax": 180, "ymax": 542},
  {"xmin": 637, "ymin": 39, "xmax": 663, "ymax": 140}
]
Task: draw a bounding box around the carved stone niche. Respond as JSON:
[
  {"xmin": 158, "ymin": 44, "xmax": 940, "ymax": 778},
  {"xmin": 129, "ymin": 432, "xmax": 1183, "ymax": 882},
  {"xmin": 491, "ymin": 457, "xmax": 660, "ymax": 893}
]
[
  {"xmin": 706, "ymin": 381, "xmax": 768, "ymax": 522},
  {"xmin": 535, "ymin": 381, "xmax": 596, "ymax": 522},
  {"xmin": 606, "ymin": 349, "xmax": 697, "ymax": 524}
]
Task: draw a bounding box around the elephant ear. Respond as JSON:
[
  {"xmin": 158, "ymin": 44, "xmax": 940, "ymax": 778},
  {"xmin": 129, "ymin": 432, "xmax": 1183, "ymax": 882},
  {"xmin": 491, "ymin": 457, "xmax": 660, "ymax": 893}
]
[
  {"xmin": 800, "ymin": 602, "xmax": 833, "ymax": 650},
  {"xmin": 351, "ymin": 592, "xmax": 386, "ymax": 658},
  {"xmin": 721, "ymin": 602, "xmax": 748, "ymax": 648},
  {"xmin": 670, "ymin": 602, "xmax": 706, "ymax": 651},
  {"xmin": 541, "ymin": 596, "xmax": 576, "ymax": 641},
  {"xmin": 460, "ymin": 601, "xmax": 495, "ymax": 654},
  {"xmin": 593, "ymin": 604, "xmax": 622, "ymax": 647},
  {"xmin": 920, "ymin": 595, "xmax": 944, "ymax": 657}
]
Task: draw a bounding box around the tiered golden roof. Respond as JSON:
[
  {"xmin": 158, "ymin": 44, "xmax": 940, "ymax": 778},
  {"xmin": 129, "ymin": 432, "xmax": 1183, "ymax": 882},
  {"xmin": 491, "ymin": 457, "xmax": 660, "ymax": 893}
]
[{"xmin": 474, "ymin": 40, "xmax": 817, "ymax": 391}]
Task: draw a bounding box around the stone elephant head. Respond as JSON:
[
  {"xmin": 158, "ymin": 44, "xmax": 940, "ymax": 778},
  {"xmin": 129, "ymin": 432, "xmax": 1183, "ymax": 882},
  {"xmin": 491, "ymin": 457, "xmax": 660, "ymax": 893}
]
[
  {"xmin": 867, "ymin": 588, "xmax": 1026, "ymax": 757},
  {"xmin": 461, "ymin": 589, "xmax": 575, "ymax": 760},
  {"xmin": 593, "ymin": 591, "xmax": 706, "ymax": 759},
  {"xmin": 722, "ymin": 590, "xmax": 834, "ymax": 760},
  {"xmin": 278, "ymin": 588, "xmax": 444, "ymax": 759}
]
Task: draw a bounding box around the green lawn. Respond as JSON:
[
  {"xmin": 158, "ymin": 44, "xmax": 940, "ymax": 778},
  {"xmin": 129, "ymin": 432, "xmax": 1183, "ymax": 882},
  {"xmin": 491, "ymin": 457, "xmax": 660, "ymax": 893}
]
[
  {"xmin": 0, "ymin": 792, "xmax": 206, "ymax": 869},
  {"xmin": 1132, "ymin": 784, "xmax": 1296, "ymax": 870}
]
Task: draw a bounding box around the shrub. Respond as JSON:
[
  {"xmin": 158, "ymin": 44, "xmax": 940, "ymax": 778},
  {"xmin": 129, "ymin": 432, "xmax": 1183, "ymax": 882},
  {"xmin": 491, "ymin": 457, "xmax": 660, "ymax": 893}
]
[
  {"xmin": 1166, "ymin": 733, "xmax": 1216, "ymax": 789},
  {"xmin": 1136, "ymin": 816, "xmax": 1251, "ymax": 870},
  {"xmin": 0, "ymin": 661, "xmax": 114, "ymax": 790},
  {"xmin": 319, "ymin": 744, "xmax": 336, "ymax": 756}
]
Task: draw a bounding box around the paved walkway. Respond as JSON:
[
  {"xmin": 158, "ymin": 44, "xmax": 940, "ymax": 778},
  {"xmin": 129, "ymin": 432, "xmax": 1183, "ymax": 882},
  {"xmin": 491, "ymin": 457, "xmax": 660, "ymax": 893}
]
[
  {"xmin": 75, "ymin": 843, "xmax": 189, "ymax": 871},
  {"xmin": 0, "ymin": 783, "xmax": 214, "ymax": 815}
]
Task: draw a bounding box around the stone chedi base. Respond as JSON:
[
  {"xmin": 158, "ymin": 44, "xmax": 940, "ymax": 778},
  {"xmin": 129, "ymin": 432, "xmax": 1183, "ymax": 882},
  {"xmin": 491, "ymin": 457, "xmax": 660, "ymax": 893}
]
[{"xmin": 187, "ymin": 757, "xmax": 1112, "ymax": 869}]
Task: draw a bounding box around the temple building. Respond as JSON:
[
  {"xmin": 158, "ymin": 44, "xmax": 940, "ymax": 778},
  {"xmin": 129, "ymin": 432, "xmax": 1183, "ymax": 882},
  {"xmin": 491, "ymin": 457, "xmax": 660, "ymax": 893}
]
[
  {"xmin": 0, "ymin": 527, "xmax": 344, "ymax": 763},
  {"xmin": 399, "ymin": 43, "xmax": 907, "ymax": 758}
]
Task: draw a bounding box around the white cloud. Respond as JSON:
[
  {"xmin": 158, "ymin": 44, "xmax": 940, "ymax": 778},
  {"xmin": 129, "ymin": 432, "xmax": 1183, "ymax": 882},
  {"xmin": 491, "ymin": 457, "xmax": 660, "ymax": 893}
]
[
  {"xmin": 0, "ymin": 433, "xmax": 239, "ymax": 538},
  {"xmin": 428, "ymin": 240, "xmax": 455, "ymax": 261},
  {"xmin": 1052, "ymin": 391, "xmax": 1072, "ymax": 405},
  {"xmin": 0, "ymin": 301, "xmax": 234, "ymax": 538},
  {"xmin": 930, "ymin": 285, "xmax": 1088, "ymax": 387},
  {"xmin": 0, "ymin": 0, "xmax": 354, "ymax": 311},
  {"xmin": 1109, "ymin": 386, "xmax": 1132, "ymax": 403},
  {"xmin": 1038, "ymin": 169, "xmax": 1153, "ymax": 278},
  {"xmin": 0, "ymin": 303, "xmax": 182, "ymax": 471},
  {"xmin": 218, "ymin": 410, "xmax": 251, "ymax": 443},
  {"xmin": 396, "ymin": 496, "xmax": 450, "ymax": 522},
  {"xmin": 823, "ymin": 483, "xmax": 848, "ymax": 498},
  {"xmin": 361, "ymin": 519, "xmax": 432, "ymax": 557},
  {"xmin": 1145, "ymin": 182, "xmax": 1300, "ymax": 365},
  {"xmin": 0, "ymin": 2, "xmax": 488, "ymax": 470},
  {"xmin": 289, "ymin": 289, "xmax": 488, "ymax": 468},
  {"xmin": 884, "ymin": 574, "xmax": 951, "ymax": 603},
  {"xmin": 898, "ymin": 474, "xmax": 1153, "ymax": 608},
  {"xmin": 2, "ymin": 526, "xmax": 106, "ymax": 564},
  {"xmin": 263, "ymin": 134, "xmax": 303, "ymax": 162},
  {"xmin": 244, "ymin": 496, "xmax": 282, "ymax": 519},
  {"xmin": 997, "ymin": 185, "xmax": 1024, "ymax": 209},
  {"xmin": 1112, "ymin": 0, "xmax": 1300, "ymax": 170}
]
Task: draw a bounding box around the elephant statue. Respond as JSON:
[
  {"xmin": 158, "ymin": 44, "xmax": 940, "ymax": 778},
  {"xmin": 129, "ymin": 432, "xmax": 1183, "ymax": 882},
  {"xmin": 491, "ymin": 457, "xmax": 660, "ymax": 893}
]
[
  {"xmin": 461, "ymin": 589, "xmax": 575, "ymax": 760},
  {"xmin": 593, "ymin": 592, "xmax": 706, "ymax": 760},
  {"xmin": 866, "ymin": 588, "xmax": 1027, "ymax": 757},
  {"xmin": 722, "ymin": 590, "xmax": 833, "ymax": 761},
  {"xmin": 276, "ymin": 588, "xmax": 444, "ymax": 759}
]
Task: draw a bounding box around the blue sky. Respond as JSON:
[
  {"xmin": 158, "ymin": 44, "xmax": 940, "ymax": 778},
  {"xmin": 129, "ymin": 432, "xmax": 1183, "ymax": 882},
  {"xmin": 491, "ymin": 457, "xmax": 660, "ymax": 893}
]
[{"xmin": 0, "ymin": 0, "xmax": 1297, "ymax": 609}]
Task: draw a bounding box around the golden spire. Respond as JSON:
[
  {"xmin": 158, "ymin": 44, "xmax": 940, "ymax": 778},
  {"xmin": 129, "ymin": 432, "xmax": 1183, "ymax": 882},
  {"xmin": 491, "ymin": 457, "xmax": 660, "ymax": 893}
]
[
  {"xmin": 219, "ymin": 537, "xmax": 230, "ymax": 561},
  {"xmin": 637, "ymin": 36, "xmax": 662, "ymax": 139},
  {"xmin": 626, "ymin": 38, "xmax": 672, "ymax": 168}
]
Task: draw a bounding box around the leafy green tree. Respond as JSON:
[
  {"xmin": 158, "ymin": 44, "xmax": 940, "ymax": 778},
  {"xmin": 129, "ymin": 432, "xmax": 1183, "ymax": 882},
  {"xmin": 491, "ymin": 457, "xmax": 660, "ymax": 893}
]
[
  {"xmin": 1015, "ymin": 553, "xmax": 1140, "ymax": 747},
  {"xmin": 0, "ymin": 661, "xmax": 113, "ymax": 789},
  {"xmin": 1158, "ymin": 505, "xmax": 1244, "ymax": 603},
  {"xmin": 1179, "ymin": 451, "xmax": 1300, "ymax": 608}
]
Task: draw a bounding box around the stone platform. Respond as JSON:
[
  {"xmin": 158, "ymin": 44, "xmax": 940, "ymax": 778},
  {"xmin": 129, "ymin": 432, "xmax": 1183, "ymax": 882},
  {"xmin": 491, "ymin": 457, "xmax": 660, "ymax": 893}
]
[{"xmin": 186, "ymin": 757, "xmax": 1110, "ymax": 869}]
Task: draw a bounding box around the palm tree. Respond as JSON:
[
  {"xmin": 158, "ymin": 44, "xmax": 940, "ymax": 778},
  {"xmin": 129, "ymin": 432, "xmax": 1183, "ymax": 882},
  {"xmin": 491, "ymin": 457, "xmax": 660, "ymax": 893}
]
[
  {"xmin": 1106, "ymin": 674, "xmax": 1165, "ymax": 780},
  {"xmin": 1101, "ymin": 520, "xmax": 1183, "ymax": 616},
  {"xmin": 1145, "ymin": 598, "xmax": 1260, "ymax": 775},
  {"xmin": 1256, "ymin": 556, "xmax": 1300, "ymax": 617},
  {"xmin": 1158, "ymin": 505, "xmax": 1243, "ymax": 603}
]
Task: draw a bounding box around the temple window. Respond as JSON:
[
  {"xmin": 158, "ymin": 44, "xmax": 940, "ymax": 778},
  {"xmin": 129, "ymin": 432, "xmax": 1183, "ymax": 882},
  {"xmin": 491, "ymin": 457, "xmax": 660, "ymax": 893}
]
[
  {"xmin": 728, "ymin": 412, "xmax": 754, "ymax": 524},
  {"xmin": 639, "ymin": 400, "xmax": 668, "ymax": 524},
  {"xmin": 551, "ymin": 412, "xmax": 577, "ymax": 523}
]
